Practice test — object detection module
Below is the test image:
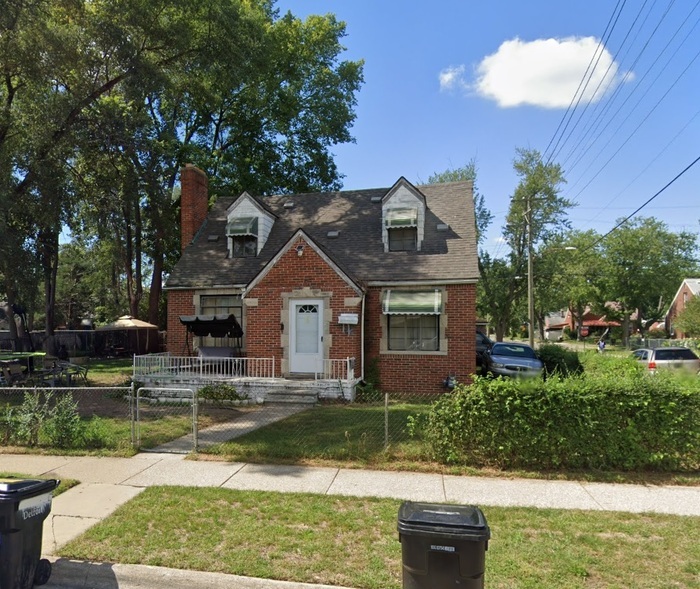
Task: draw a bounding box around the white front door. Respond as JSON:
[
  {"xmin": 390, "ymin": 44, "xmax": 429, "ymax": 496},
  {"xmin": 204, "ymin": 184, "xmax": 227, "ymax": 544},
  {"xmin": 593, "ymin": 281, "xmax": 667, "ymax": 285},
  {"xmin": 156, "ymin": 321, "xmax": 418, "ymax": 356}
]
[{"xmin": 289, "ymin": 299, "xmax": 324, "ymax": 374}]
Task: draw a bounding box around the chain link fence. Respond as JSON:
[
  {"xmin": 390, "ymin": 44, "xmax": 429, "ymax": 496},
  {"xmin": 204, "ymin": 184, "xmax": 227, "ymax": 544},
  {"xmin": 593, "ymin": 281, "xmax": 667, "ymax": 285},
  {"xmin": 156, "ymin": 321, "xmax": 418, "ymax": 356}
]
[
  {"xmin": 1, "ymin": 384, "xmax": 443, "ymax": 460},
  {"xmin": 0, "ymin": 385, "xmax": 134, "ymax": 452}
]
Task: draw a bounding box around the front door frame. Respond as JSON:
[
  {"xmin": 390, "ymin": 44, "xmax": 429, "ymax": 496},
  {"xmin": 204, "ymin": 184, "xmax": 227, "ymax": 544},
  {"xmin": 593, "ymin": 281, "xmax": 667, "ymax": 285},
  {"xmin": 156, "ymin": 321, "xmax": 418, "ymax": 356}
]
[{"xmin": 289, "ymin": 298, "xmax": 324, "ymax": 374}]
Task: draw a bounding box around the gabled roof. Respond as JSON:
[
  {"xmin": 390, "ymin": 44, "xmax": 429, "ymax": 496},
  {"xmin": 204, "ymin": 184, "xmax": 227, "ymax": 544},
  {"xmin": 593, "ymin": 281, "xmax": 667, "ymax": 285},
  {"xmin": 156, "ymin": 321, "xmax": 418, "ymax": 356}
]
[
  {"xmin": 682, "ymin": 278, "xmax": 700, "ymax": 297},
  {"xmin": 165, "ymin": 180, "xmax": 477, "ymax": 290},
  {"xmin": 242, "ymin": 229, "xmax": 363, "ymax": 297},
  {"xmin": 665, "ymin": 278, "xmax": 700, "ymax": 317}
]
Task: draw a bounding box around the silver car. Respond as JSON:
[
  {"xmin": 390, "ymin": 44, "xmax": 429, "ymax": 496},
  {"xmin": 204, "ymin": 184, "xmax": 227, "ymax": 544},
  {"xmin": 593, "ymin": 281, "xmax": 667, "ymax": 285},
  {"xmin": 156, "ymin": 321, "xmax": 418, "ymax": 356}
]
[
  {"xmin": 632, "ymin": 347, "xmax": 700, "ymax": 374},
  {"xmin": 483, "ymin": 342, "xmax": 543, "ymax": 378}
]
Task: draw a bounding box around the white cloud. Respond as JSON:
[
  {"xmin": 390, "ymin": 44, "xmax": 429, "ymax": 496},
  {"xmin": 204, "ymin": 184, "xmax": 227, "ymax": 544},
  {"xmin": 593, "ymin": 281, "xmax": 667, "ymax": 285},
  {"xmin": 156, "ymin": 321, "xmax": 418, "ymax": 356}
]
[
  {"xmin": 469, "ymin": 37, "xmax": 630, "ymax": 109},
  {"xmin": 439, "ymin": 65, "xmax": 467, "ymax": 91}
]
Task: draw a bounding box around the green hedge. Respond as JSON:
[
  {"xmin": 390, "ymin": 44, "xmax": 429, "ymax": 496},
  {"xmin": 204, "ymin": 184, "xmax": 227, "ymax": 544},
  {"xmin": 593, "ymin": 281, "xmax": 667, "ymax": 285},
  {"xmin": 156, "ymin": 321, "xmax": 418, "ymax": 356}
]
[{"xmin": 421, "ymin": 363, "xmax": 700, "ymax": 471}]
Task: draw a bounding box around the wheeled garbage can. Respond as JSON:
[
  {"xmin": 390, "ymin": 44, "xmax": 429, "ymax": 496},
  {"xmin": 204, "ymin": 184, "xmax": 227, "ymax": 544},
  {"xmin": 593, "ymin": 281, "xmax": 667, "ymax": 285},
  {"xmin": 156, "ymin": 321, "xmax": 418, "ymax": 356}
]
[
  {"xmin": 0, "ymin": 478, "xmax": 60, "ymax": 589},
  {"xmin": 398, "ymin": 501, "xmax": 490, "ymax": 589}
]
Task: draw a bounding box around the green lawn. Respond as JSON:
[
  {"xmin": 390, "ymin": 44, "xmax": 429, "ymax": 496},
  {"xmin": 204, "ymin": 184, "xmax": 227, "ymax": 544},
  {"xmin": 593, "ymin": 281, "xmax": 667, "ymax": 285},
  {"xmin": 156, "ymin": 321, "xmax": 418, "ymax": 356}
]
[
  {"xmin": 202, "ymin": 401, "xmax": 436, "ymax": 469},
  {"xmin": 59, "ymin": 486, "xmax": 700, "ymax": 589}
]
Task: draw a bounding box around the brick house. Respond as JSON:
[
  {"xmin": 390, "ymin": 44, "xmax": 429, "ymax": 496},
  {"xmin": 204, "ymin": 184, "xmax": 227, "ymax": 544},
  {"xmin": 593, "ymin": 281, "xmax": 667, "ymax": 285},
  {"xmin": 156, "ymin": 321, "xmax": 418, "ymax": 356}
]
[
  {"xmin": 666, "ymin": 278, "xmax": 700, "ymax": 338},
  {"xmin": 164, "ymin": 164, "xmax": 479, "ymax": 395}
]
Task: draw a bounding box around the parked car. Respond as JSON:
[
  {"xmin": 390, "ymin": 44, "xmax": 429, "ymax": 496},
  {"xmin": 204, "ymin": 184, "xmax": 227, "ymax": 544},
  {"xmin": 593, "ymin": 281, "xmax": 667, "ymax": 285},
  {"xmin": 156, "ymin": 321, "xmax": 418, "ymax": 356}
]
[
  {"xmin": 476, "ymin": 331, "xmax": 493, "ymax": 372},
  {"xmin": 483, "ymin": 342, "xmax": 543, "ymax": 378},
  {"xmin": 632, "ymin": 347, "xmax": 700, "ymax": 374}
]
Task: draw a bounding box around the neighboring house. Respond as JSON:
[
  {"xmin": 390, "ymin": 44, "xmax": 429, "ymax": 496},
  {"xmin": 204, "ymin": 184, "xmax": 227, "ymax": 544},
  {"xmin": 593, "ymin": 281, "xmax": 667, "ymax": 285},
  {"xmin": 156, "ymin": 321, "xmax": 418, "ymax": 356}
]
[
  {"xmin": 164, "ymin": 165, "xmax": 479, "ymax": 395},
  {"xmin": 666, "ymin": 278, "xmax": 700, "ymax": 339},
  {"xmin": 554, "ymin": 306, "xmax": 621, "ymax": 339}
]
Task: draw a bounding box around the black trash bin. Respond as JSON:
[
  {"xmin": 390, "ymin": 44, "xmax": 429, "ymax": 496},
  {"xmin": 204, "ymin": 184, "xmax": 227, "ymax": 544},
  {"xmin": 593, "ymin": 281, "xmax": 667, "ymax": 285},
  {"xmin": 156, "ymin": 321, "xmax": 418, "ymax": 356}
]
[
  {"xmin": 398, "ymin": 501, "xmax": 490, "ymax": 589},
  {"xmin": 0, "ymin": 478, "xmax": 60, "ymax": 589}
]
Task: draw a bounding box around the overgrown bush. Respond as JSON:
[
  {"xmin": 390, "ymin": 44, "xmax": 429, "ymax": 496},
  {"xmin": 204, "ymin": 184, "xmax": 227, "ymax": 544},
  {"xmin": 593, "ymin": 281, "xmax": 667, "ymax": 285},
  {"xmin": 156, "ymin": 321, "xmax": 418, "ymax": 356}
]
[
  {"xmin": 15, "ymin": 392, "xmax": 51, "ymax": 446},
  {"xmin": 537, "ymin": 344, "xmax": 583, "ymax": 377},
  {"xmin": 198, "ymin": 383, "xmax": 246, "ymax": 406},
  {"xmin": 43, "ymin": 393, "xmax": 83, "ymax": 448},
  {"xmin": 2, "ymin": 391, "xmax": 112, "ymax": 450},
  {"xmin": 419, "ymin": 363, "xmax": 700, "ymax": 471}
]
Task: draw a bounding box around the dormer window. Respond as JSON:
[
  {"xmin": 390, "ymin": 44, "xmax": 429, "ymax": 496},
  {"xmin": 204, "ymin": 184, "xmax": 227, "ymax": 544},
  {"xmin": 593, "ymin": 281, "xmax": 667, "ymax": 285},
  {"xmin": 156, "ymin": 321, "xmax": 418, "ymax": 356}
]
[
  {"xmin": 381, "ymin": 178, "xmax": 426, "ymax": 253},
  {"xmin": 227, "ymin": 216, "xmax": 258, "ymax": 258},
  {"xmin": 386, "ymin": 208, "xmax": 418, "ymax": 252}
]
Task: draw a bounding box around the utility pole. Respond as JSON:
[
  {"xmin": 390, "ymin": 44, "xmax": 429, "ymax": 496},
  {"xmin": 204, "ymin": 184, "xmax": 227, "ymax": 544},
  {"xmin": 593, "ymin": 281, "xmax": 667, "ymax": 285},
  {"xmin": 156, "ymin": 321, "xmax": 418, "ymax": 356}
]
[{"xmin": 526, "ymin": 197, "xmax": 535, "ymax": 348}]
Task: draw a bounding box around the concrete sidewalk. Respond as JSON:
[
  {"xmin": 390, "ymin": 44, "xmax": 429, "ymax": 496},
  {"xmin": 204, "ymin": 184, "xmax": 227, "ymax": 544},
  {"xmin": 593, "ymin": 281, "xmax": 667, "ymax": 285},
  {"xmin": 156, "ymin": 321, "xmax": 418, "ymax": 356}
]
[{"xmin": 2, "ymin": 452, "xmax": 699, "ymax": 589}]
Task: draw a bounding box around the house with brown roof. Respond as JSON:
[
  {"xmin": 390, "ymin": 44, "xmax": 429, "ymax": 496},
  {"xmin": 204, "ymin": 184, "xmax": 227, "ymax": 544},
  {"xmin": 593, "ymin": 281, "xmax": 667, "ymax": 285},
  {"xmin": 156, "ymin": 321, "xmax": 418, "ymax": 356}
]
[
  {"xmin": 163, "ymin": 165, "xmax": 479, "ymax": 397},
  {"xmin": 666, "ymin": 278, "xmax": 700, "ymax": 338}
]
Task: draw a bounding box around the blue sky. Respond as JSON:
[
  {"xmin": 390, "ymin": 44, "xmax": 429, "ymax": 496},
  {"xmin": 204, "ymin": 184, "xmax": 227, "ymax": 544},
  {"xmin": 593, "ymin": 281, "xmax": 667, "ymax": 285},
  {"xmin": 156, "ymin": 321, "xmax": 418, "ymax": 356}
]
[{"xmin": 275, "ymin": 0, "xmax": 700, "ymax": 256}]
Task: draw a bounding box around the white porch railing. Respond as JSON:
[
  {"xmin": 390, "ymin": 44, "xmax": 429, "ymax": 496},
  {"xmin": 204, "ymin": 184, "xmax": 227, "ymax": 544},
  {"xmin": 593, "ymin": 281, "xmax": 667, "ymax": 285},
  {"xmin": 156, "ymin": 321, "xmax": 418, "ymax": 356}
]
[
  {"xmin": 133, "ymin": 354, "xmax": 356, "ymax": 381},
  {"xmin": 316, "ymin": 358, "xmax": 355, "ymax": 381},
  {"xmin": 133, "ymin": 354, "xmax": 276, "ymax": 379}
]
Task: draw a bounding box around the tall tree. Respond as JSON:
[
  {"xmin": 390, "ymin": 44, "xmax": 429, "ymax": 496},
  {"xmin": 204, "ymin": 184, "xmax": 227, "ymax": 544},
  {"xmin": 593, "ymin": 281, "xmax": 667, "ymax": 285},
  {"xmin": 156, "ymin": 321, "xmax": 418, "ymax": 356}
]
[
  {"xmin": 495, "ymin": 148, "xmax": 571, "ymax": 340},
  {"xmin": 600, "ymin": 217, "xmax": 698, "ymax": 340},
  {"xmin": 2, "ymin": 0, "xmax": 364, "ymax": 337},
  {"xmin": 535, "ymin": 230, "xmax": 602, "ymax": 339}
]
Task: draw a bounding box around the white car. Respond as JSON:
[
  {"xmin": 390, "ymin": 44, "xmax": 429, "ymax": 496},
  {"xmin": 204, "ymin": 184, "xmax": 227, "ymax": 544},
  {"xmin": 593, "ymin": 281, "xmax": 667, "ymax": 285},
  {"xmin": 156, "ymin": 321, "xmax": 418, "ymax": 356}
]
[{"xmin": 632, "ymin": 347, "xmax": 700, "ymax": 374}]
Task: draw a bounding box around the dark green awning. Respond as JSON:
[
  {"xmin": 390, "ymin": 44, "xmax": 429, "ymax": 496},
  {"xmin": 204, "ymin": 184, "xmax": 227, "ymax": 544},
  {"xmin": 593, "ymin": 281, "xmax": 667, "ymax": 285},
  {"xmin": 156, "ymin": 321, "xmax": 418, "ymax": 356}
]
[
  {"xmin": 382, "ymin": 290, "xmax": 442, "ymax": 315},
  {"xmin": 226, "ymin": 216, "xmax": 258, "ymax": 236},
  {"xmin": 385, "ymin": 208, "xmax": 418, "ymax": 228}
]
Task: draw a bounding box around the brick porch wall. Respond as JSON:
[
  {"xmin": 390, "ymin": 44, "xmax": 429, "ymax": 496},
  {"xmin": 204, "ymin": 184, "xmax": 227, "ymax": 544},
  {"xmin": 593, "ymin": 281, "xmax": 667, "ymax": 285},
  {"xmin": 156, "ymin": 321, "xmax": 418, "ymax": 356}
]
[{"xmin": 364, "ymin": 283, "xmax": 477, "ymax": 394}]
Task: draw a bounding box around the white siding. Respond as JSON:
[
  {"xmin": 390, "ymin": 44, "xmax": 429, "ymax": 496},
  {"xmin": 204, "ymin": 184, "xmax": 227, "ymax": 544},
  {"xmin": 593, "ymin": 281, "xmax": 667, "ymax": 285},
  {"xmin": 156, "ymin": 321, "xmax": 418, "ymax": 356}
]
[
  {"xmin": 226, "ymin": 195, "xmax": 275, "ymax": 255},
  {"xmin": 382, "ymin": 185, "xmax": 426, "ymax": 251}
]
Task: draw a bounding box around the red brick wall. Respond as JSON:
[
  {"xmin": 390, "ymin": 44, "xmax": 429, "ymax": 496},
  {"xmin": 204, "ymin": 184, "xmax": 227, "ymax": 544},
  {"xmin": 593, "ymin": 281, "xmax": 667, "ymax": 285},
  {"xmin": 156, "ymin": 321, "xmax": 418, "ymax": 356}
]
[
  {"xmin": 166, "ymin": 290, "xmax": 195, "ymax": 354},
  {"xmin": 246, "ymin": 238, "xmax": 363, "ymax": 376},
  {"xmin": 668, "ymin": 283, "xmax": 696, "ymax": 339},
  {"xmin": 180, "ymin": 164, "xmax": 209, "ymax": 254},
  {"xmin": 364, "ymin": 283, "xmax": 477, "ymax": 394}
]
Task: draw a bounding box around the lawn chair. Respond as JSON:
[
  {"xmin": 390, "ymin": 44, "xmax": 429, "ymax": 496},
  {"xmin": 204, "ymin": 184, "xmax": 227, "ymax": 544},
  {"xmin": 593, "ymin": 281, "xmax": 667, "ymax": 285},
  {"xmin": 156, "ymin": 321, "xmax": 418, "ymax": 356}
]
[
  {"xmin": 0, "ymin": 362, "xmax": 27, "ymax": 385},
  {"xmin": 57, "ymin": 361, "xmax": 89, "ymax": 385}
]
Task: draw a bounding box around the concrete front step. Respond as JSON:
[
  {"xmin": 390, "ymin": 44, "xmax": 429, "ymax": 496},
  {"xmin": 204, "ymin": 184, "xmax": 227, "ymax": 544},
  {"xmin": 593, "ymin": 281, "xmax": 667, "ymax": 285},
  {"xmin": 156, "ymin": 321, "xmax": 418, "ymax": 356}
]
[{"xmin": 265, "ymin": 388, "xmax": 318, "ymax": 405}]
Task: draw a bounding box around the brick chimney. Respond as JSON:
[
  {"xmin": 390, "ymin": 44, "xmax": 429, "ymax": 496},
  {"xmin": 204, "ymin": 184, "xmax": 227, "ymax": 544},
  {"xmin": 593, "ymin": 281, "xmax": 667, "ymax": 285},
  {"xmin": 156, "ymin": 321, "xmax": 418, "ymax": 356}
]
[{"xmin": 180, "ymin": 164, "xmax": 209, "ymax": 253}]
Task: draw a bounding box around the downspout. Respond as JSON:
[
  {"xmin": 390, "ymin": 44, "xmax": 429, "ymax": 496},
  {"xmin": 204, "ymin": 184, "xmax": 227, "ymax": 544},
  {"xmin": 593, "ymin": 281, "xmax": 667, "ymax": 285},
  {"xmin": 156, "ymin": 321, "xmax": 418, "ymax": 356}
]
[{"xmin": 360, "ymin": 291, "xmax": 366, "ymax": 382}]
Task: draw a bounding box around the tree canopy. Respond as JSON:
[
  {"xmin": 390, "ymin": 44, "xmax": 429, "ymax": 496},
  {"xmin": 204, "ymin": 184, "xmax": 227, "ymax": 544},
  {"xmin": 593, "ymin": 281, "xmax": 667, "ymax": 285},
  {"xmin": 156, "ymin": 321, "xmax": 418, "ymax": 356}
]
[{"xmin": 0, "ymin": 0, "xmax": 364, "ymax": 345}]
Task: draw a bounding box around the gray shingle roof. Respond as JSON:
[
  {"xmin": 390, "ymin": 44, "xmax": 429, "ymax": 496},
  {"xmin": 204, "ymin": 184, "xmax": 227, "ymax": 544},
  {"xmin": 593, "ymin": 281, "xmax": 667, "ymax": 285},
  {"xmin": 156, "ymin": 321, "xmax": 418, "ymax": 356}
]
[{"xmin": 165, "ymin": 180, "xmax": 478, "ymax": 289}]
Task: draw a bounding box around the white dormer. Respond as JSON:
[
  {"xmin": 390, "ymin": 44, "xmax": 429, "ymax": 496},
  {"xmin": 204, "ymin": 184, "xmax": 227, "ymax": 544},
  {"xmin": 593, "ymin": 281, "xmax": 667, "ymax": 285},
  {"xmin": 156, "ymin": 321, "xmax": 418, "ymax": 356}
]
[
  {"xmin": 225, "ymin": 192, "xmax": 275, "ymax": 257},
  {"xmin": 381, "ymin": 178, "xmax": 426, "ymax": 252}
]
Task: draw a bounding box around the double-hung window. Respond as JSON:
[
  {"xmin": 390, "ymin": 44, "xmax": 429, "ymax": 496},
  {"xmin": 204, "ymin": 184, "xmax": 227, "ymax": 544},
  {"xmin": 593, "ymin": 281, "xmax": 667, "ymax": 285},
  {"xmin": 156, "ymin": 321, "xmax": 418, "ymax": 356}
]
[
  {"xmin": 382, "ymin": 290, "xmax": 442, "ymax": 351},
  {"xmin": 386, "ymin": 208, "xmax": 418, "ymax": 252}
]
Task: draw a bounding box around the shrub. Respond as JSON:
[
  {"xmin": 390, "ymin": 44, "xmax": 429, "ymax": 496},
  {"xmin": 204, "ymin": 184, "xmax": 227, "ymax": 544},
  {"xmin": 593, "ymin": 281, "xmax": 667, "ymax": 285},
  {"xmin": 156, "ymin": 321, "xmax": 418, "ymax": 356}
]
[
  {"xmin": 198, "ymin": 383, "xmax": 245, "ymax": 406},
  {"xmin": 537, "ymin": 344, "xmax": 583, "ymax": 377},
  {"xmin": 419, "ymin": 366, "xmax": 700, "ymax": 471},
  {"xmin": 43, "ymin": 393, "xmax": 83, "ymax": 448},
  {"xmin": 15, "ymin": 392, "xmax": 51, "ymax": 447},
  {"xmin": 355, "ymin": 357, "xmax": 383, "ymax": 403}
]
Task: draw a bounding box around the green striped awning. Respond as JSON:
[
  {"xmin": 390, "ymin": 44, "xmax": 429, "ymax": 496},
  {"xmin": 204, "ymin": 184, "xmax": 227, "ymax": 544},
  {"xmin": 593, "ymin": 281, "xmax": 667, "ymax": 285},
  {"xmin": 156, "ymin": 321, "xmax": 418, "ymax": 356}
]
[
  {"xmin": 226, "ymin": 216, "xmax": 258, "ymax": 236},
  {"xmin": 382, "ymin": 290, "xmax": 442, "ymax": 315},
  {"xmin": 385, "ymin": 208, "xmax": 418, "ymax": 228}
]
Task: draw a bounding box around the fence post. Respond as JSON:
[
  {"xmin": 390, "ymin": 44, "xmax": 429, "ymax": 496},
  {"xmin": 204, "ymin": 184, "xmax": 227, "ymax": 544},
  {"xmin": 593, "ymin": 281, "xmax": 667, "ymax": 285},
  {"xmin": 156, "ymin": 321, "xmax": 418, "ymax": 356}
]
[
  {"xmin": 384, "ymin": 392, "xmax": 389, "ymax": 449},
  {"xmin": 136, "ymin": 386, "xmax": 142, "ymax": 448},
  {"xmin": 192, "ymin": 387, "xmax": 199, "ymax": 453},
  {"xmin": 130, "ymin": 382, "xmax": 136, "ymax": 448}
]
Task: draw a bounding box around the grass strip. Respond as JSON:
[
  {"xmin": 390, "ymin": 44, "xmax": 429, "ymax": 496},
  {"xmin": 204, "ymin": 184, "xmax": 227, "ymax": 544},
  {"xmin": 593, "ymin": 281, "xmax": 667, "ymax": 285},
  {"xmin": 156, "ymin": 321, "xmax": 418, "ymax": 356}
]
[{"xmin": 59, "ymin": 486, "xmax": 700, "ymax": 589}]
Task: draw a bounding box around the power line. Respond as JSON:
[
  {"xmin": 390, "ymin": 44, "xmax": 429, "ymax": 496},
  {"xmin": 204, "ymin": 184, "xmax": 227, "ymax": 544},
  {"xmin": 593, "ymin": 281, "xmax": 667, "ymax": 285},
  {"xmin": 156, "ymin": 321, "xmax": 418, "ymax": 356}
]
[
  {"xmin": 583, "ymin": 154, "xmax": 700, "ymax": 253},
  {"xmin": 542, "ymin": 0, "xmax": 627, "ymax": 164}
]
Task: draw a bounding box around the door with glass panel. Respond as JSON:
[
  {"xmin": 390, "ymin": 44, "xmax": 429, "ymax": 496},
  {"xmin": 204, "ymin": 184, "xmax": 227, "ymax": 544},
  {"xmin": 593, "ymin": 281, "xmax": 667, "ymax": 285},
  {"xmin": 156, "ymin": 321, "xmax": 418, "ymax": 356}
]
[{"xmin": 289, "ymin": 300, "xmax": 324, "ymax": 373}]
